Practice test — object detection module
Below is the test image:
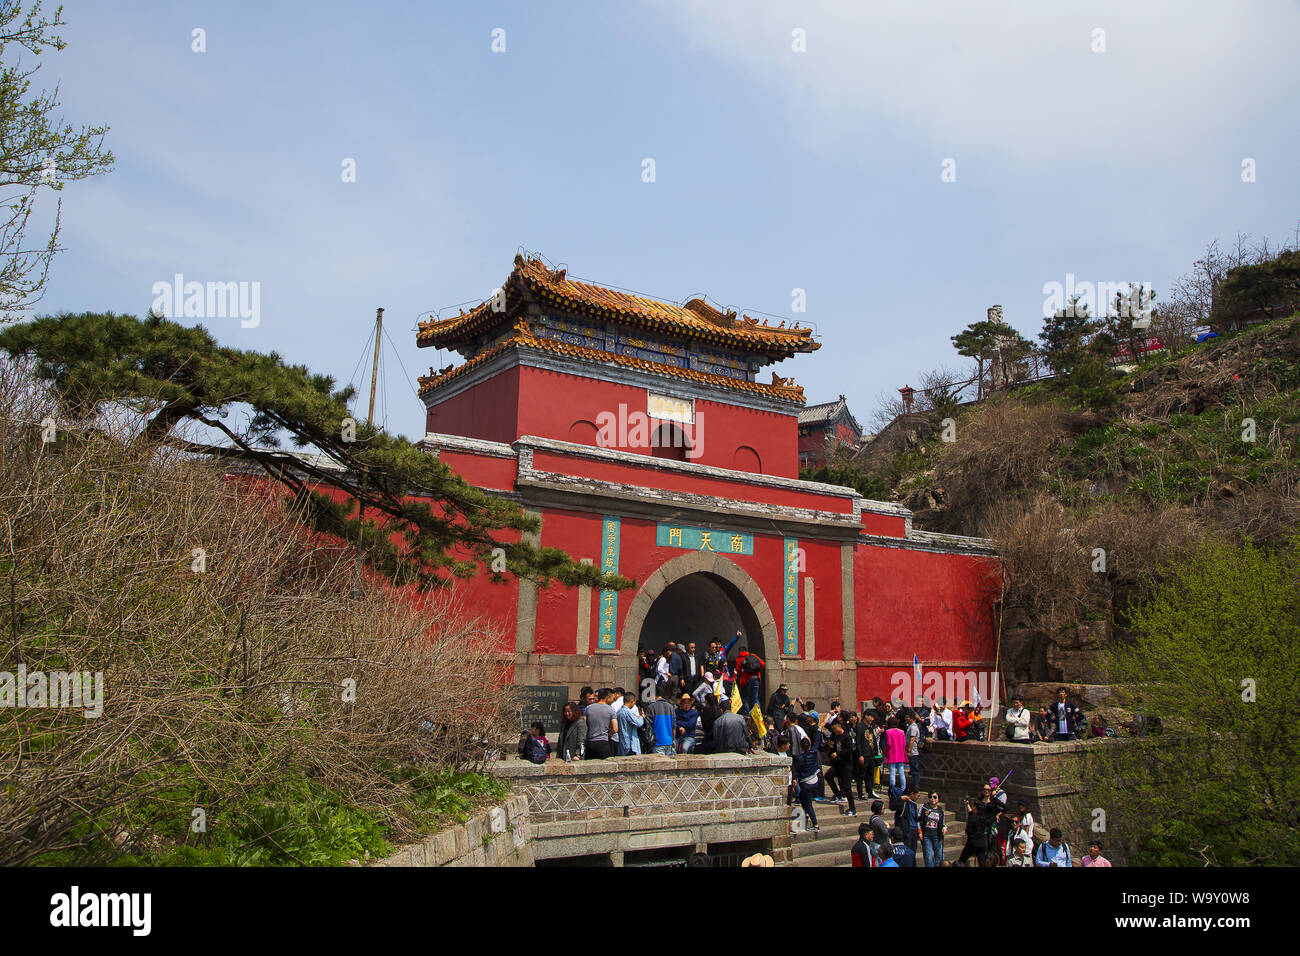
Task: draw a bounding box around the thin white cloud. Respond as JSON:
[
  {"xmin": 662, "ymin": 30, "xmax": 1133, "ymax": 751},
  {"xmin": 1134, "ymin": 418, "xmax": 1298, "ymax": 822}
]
[{"xmin": 654, "ymin": 0, "xmax": 1300, "ymax": 163}]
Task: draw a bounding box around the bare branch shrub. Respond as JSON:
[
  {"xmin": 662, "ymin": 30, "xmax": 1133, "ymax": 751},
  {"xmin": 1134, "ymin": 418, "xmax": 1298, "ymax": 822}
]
[
  {"xmin": 0, "ymin": 360, "xmax": 516, "ymax": 864},
  {"xmin": 929, "ymin": 396, "xmax": 1081, "ymax": 534}
]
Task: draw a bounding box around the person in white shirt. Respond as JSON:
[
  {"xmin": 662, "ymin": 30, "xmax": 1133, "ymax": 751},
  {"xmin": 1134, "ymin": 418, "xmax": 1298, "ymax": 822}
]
[
  {"xmin": 1017, "ymin": 800, "xmax": 1035, "ymax": 840},
  {"xmin": 1005, "ymin": 695, "xmax": 1031, "ymax": 742},
  {"xmin": 787, "ymin": 715, "xmax": 810, "ymax": 755},
  {"xmin": 1007, "ymin": 811, "xmax": 1033, "ymax": 856},
  {"xmin": 930, "ymin": 700, "xmax": 953, "ymax": 741},
  {"xmin": 691, "ymin": 672, "xmax": 713, "ymax": 708}
]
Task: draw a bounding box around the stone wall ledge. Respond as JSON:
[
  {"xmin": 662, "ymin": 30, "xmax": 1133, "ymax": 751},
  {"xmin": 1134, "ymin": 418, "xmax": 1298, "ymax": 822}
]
[
  {"xmin": 374, "ymin": 793, "xmax": 533, "ymax": 867},
  {"xmin": 493, "ymin": 753, "xmax": 789, "ymax": 777},
  {"xmin": 533, "ymin": 804, "xmax": 785, "ymax": 839}
]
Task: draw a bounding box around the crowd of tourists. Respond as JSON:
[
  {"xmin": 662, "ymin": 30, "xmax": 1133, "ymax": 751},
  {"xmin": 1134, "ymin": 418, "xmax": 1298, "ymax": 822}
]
[
  {"xmin": 514, "ymin": 648, "xmax": 1117, "ymax": 867},
  {"xmin": 516, "ymin": 632, "xmax": 772, "ymax": 763}
]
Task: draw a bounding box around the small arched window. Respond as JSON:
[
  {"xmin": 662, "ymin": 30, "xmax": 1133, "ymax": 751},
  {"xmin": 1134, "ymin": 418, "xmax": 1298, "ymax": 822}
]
[
  {"xmin": 650, "ymin": 422, "xmax": 690, "ymax": 461},
  {"xmin": 568, "ymin": 419, "xmax": 600, "ymax": 446},
  {"xmin": 733, "ymin": 445, "xmax": 762, "ymax": 474}
]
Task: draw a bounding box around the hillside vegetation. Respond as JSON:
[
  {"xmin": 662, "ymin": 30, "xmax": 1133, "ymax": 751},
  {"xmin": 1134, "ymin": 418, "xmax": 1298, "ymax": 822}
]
[{"xmin": 837, "ymin": 313, "xmax": 1300, "ymax": 685}]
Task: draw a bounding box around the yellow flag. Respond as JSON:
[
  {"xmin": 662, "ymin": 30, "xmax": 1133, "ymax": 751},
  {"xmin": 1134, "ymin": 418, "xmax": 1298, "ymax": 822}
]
[
  {"xmin": 750, "ymin": 703, "xmax": 766, "ymax": 737},
  {"xmin": 730, "ymin": 683, "xmax": 742, "ymax": 713}
]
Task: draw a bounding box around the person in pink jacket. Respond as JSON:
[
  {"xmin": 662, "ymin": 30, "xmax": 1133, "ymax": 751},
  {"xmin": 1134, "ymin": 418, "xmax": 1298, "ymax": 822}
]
[{"xmin": 883, "ymin": 717, "xmax": 908, "ymax": 791}]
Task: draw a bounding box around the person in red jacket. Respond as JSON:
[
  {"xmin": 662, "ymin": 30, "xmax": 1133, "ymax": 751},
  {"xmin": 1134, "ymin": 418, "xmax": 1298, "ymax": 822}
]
[
  {"xmin": 734, "ymin": 637, "xmax": 765, "ymax": 712},
  {"xmin": 952, "ymin": 702, "xmax": 976, "ymax": 742},
  {"xmin": 850, "ymin": 822, "xmax": 876, "ymax": 867}
]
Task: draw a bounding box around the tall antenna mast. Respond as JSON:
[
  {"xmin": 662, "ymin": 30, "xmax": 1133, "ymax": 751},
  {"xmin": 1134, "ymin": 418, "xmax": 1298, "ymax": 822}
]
[
  {"xmin": 356, "ymin": 306, "xmax": 383, "ymax": 599},
  {"xmin": 367, "ymin": 307, "xmax": 383, "ymax": 426}
]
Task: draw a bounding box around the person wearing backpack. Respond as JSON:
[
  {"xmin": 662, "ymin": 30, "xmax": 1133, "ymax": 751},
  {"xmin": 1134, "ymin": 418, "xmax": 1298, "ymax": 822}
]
[
  {"xmin": 889, "ymin": 827, "xmax": 916, "ymax": 867},
  {"xmin": 1034, "ymin": 828, "xmax": 1073, "ymax": 867},
  {"xmin": 826, "ymin": 720, "xmax": 858, "ymax": 816},
  {"xmin": 517, "ymin": 722, "xmax": 552, "ymax": 763},
  {"xmin": 735, "ymin": 646, "xmax": 764, "ymax": 712},
  {"xmin": 850, "ymin": 822, "xmax": 875, "ymax": 866}
]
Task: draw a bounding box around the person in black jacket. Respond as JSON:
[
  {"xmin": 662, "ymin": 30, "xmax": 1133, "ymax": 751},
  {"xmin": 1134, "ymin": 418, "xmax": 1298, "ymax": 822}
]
[
  {"xmin": 853, "ymin": 712, "xmax": 878, "ymax": 799},
  {"xmin": 556, "ymin": 702, "xmax": 586, "ymax": 761},
  {"xmin": 698, "ymin": 694, "xmax": 720, "ymax": 753},
  {"xmin": 958, "ymin": 796, "xmax": 989, "ymax": 864},
  {"xmin": 791, "ymin": 736, "xmax": 821, "ymax": 832},
  {"xmin": 827, "ymin": 721, "xmax": 857, "ymax": 815},
  {"xmin": 1047, "ymin": 687, "xmax": 1085, "ymax": 740},
  {"xmin": 919, "ymin": 791, "xmax": 947, "ymax": 867},
  {"xmin": 894, "ymin": 787, "xmax": 921, "ymax": 855},
  {"xmin": 767, "ymin": 684, "xmax": 792, "ymax": 736}
]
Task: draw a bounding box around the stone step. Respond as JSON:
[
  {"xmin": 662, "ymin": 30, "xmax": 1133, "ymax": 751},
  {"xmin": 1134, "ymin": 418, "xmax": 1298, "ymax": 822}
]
[
  {"xmin": 788, "ymin": 826, "xmax": 968, "ymax": 867},
  {"xmin": 790, "ymin": 846, "xmax": 853, "ymax": 867},
  {"xmin": 793, "ymin": 837, "xmax": 856, "ymax": 861}
]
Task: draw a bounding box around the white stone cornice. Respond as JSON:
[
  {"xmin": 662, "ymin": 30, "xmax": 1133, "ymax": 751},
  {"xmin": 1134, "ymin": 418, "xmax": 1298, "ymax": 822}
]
[
  {"xmin": 417, "ymin": 433, "xmax": 517, "ymax": 459},
  {"xmin": 512, "ymin": 434, "xmax": 910, "ymax": 521}
]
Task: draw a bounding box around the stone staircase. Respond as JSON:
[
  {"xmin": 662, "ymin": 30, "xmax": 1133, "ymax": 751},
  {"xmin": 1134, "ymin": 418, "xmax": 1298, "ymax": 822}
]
[{"xmin": 788, "ymin": 796, "xmax": 965, "ymax": 867}]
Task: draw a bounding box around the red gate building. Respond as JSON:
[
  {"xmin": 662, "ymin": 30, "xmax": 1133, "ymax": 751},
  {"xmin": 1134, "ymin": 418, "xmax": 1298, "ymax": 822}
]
[{"xmin": 415, "ymin": 255, "xmax": 1001, "ymax": 709}]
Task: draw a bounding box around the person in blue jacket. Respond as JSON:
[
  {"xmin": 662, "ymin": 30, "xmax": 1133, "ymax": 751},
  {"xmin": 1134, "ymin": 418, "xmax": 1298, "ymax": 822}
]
[{"xmin": 675, "ymin": 695, "xmax": 700, "ymax": 753}]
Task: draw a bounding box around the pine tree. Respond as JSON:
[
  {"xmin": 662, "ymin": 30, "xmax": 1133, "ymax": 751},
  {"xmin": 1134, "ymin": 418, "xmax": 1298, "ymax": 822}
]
[{"xmin": 0, "ymin": 311, "xmax": 631, "ymax": 592}]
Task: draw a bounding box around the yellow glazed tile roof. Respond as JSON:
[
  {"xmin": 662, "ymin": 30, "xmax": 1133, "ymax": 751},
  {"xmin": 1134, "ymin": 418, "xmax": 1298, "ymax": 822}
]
[
  {"xmin": 418, "ymin": 319, "xmax": 808, "ymax": 403},
  {"xmin": 416, "ymin": 254, "xmax": 820, "ymax": 359}
]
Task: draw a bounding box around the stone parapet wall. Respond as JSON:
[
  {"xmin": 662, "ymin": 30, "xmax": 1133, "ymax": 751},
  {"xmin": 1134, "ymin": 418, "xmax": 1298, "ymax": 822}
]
[
  {"xmin": 495, "ymin": 752, "xmax": 792, "ymax": 864},
  {"xmin": 375, "ymin": 793, "xmax": 533, "ymax": 867},
  {"xmin": 922, "ymin": 738, "xmax": 1139, "ymax": 863}
]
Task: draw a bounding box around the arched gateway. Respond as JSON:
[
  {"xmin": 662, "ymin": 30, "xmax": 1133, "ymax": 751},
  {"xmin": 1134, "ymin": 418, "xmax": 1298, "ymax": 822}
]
[{"xmin": 617, "ymin": 552, "xmax": 780, "ymax": 695}]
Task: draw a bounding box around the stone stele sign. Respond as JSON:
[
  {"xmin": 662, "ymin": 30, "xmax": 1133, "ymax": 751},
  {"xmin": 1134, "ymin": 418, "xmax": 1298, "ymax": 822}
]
[{"xmin": 519, "ymin": 685, "xmax": 569, "ymax": 736}]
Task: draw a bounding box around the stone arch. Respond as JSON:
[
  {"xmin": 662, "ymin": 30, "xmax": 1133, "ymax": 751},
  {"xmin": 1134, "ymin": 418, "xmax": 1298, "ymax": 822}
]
[
  {"xmin": 733, "ymin": 444, "xmax": 762, "ymax": 473},
  {"xmin": 650, "ymin": 422, "xmax": 690, "ymax": 462},
  {"xmin": 568, "ymin": 419, "xmax": 600, "ymax": 445},
  {"xmin": 615, "ymin": 551, "xmax": 780, "ymax": 690}
]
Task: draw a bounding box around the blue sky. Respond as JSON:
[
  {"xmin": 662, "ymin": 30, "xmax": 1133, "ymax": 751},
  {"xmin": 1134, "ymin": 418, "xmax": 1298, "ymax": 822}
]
[{"xmin": 32, "ymin": 0, "xmax": 1300, "ymax": 439}]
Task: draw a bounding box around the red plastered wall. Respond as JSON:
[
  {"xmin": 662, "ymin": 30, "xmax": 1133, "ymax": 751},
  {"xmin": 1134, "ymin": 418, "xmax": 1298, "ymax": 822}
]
[
  {"xmin": 427, "ymin": 363, "xmax": 802, "ymax": 478},
  {"xmin": 424, "ymin": 366, "xmax": 521, "ymax": 444},
  {"xmin": 800, "ymin": 537, "xmax": 845, "ymax": 662},
  {"xmin": 437, "ymin": 450, "xmax": 518, "ymax": 491},
  {"xmin": 531, "ymin": 507, "xmax": 604, "ymax": 655},
  {"xmin": 853, "ymin": 542, "xmax": 1000, "ymax": 702},
  {"xmin": 694, "ymin": 397, "xmax": 799, "ymax": 477}
]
